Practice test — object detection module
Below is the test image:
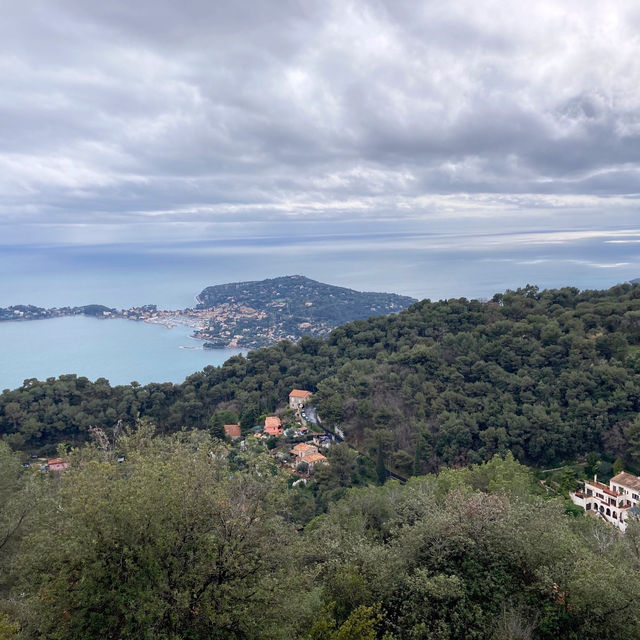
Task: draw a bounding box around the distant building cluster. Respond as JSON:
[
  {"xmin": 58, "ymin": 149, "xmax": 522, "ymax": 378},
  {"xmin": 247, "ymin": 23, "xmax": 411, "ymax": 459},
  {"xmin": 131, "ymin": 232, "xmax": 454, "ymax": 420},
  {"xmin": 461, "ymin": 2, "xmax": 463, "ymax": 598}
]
[
  {"xmin": 225, "ymin": 388, "xmax": 330, "ymax": 477},
  {"xmin": 24, "ymin": 388, "xmax": 330, "ymax": 481}
]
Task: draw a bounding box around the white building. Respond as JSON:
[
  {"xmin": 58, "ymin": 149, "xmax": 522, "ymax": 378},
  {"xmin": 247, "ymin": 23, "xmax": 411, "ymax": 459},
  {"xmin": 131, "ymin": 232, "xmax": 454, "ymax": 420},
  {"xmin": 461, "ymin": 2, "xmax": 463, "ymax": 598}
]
[{"xmin": 571, "ymin": 471, "xmax": 640, "ymax": 532}]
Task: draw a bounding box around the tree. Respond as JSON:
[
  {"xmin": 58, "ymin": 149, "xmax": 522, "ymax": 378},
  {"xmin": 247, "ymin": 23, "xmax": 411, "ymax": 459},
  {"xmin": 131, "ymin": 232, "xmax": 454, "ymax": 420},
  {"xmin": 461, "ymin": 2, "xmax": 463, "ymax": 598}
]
[
  {"xmin": 585, "ymin": 452, "xmax": 601, "ymax": 479},
  {"xmin": 0, "ymin": 613, "xmax": 19, "ymax": 640},
  {"xmin": 412, "ymin": 439, "xmax": 422, "ymax": 477},
  {"xmin": 336, "ymin": 604, "xmax": 387, "ymax": 640},
  {"xmin": 376, "ymin": 447, "xmax": 387, "ymax": 486},
  {"xmin": 209, "ymin": 413, "xmax": 225, "ymax": 440},
  {"xmin": 0, "ymin": 443, "xmax": 43, "ymax": 571},
  {"xmin": 3, "ymin": 403, "xmax": 22, "ymax": 431},
  {"xmin": 304, "ymin": 604, "xmax": 390, "ymax": 640},
  {"xmin": 18, "ymin": 434, "xmax": 300, "ymax": 640},
  {"xmin": 623, "ymin": 416, "xmax": 640, "ymax": 467},
  {"xmin": 216, "ymin": 409, "xmax": 238, "ymax": 425},
  {"xmin": 559, "ymin": 466, "xmax": 578, "ymax": 493},
  {"xmin": 240, "ymin": 404, "xmax": 258, "ymax": 431},
  {"xmin": 613, "ymin": 457, "xmax": 624, "ymax": 476}
]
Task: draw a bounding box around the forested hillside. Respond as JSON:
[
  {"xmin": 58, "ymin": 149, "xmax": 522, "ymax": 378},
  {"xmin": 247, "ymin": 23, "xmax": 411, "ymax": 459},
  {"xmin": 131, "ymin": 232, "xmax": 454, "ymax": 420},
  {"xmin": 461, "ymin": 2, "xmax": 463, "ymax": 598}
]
[
  {"xmin": 2, "ymin": 436, "xmax": 639, "ymax": 639},
  {"xmin": 3, "ymin": 283, "xmax": 640, "ymax": 473},
  {"xmin": 194, "ymin": 275, "xmax": 416, "ymax": 347}
]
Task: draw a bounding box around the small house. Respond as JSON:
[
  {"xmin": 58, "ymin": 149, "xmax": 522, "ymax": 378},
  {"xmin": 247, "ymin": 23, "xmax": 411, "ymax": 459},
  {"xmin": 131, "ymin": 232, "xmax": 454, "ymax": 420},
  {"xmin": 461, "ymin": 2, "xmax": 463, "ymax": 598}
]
[
  {"xmin": 289, "ymin": 389, "xmax": 312, "ymax": 410},
  {"xmin": 302, "ymin": 452, "xmax": 328, "ymax": 472},
  {"xmin": 264, "ymin": 416, "xmax": 283, "ymax": 437},
  {"xmin": 47, "ymin": 458, "xmax": 70, "ymax": 472},
  {"xmin": 224, "ymin": 424, "xmax": 242, "ymax": 439},
  {"xmin": 291, "ymin": 442, "xmax": 318, "ymax": 459},
  {"xmin": 312, "ymin": 434, "xmax": 331, "ymax": 447}
]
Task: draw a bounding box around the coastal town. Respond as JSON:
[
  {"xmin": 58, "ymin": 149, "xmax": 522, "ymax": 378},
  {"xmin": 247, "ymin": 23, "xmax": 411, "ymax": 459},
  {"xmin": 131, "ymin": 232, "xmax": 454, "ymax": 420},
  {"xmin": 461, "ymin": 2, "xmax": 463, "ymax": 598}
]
[
  {"xmin": 0, "ymin": 302, "xmax": 277, "ymax": 347},
  {"xmin": 0, "ymin": 275, "xmax": 417, "ymax": 349}
]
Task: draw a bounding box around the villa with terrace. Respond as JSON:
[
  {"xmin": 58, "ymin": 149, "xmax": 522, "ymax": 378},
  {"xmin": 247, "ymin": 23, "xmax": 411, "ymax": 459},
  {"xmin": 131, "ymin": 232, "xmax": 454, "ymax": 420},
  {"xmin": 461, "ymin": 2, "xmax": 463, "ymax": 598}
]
[{"xmin": 571, "ymin": 471, "xmax": 640, "ymax": 532}]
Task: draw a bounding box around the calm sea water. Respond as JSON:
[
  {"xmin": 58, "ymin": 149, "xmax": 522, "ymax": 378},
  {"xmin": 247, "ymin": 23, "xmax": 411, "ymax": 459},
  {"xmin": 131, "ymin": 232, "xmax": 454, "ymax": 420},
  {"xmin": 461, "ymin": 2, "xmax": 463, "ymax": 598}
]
[
  {"xmin": 1, "ymin": 225, "xmax": 639, "ymax": 391},
  {"xmin": 0, "ymin": 317, "xmax": 243, "ymax": 391}
]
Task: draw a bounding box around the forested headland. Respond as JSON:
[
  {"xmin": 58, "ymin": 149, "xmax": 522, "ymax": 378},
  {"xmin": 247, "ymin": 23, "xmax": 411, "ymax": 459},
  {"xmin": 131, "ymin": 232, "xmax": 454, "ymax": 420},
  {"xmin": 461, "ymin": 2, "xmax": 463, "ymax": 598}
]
[{"xmin": 3, "ymin": 282, "xmax": 640, "ymax": 474}]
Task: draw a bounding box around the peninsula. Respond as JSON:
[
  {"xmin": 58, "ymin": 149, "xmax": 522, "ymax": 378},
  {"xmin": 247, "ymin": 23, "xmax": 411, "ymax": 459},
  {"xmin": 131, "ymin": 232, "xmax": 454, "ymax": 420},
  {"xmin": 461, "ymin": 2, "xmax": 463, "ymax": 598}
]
[
  {"xmin": 194, "ymin": 275, "xmax": 416, "ymax": 347},
  {"xmin": 0, "ymin": 276, "xmax": 416, "ymax": 349}
]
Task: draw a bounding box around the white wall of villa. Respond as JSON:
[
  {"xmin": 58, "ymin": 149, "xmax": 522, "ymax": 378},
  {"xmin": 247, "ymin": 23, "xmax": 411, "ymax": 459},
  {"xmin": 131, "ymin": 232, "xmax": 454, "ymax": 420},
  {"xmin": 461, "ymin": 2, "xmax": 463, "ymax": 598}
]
[{"xmin": 571, "ymin": 471, "xmax": 640, "ymax": 532}]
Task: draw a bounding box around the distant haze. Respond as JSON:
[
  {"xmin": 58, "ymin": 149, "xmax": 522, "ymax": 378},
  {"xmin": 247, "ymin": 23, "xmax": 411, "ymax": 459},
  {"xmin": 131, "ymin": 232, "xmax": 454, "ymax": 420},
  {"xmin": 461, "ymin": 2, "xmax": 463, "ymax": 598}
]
[{"xmin": 0, "ymin": 230, "xmax": 638, "ymax": 310}]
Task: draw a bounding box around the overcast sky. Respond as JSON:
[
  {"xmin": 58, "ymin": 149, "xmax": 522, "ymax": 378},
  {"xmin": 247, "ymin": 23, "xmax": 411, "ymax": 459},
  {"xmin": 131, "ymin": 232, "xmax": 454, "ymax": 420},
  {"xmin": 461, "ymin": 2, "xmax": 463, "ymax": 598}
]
[{"xmin": 2, "ymin": 0, "xmax": 640, "ymax": 246}]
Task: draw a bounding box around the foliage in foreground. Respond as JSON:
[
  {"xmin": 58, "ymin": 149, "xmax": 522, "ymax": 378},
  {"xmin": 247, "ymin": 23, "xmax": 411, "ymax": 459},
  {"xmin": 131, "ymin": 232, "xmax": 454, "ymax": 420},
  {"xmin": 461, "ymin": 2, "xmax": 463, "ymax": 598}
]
[{"xmin": 2, "ymin": 435, "xmax": 640, "ymax": 639}]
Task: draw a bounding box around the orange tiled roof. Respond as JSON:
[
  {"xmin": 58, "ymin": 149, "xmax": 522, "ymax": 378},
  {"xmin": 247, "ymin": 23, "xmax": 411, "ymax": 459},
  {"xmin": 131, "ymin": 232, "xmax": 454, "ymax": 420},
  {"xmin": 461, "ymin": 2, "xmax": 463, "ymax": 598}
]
[
  {"xmin": 292, "ymin": 443, "xmax": 317, "ymax": 455},
  {"xmin": 224, "ymin": 424, "xmax": 242, "ymax": 438},
  {"xmin": 289, "ymin": 389, "xmax": 312, "ymax": 398},
  {"xmin": 264, "ymin": 416, "xmax": 283, "ymax": 436},
  {"xmin": 586, "ymin": 480, "xmax": 619, "ymax": 497},
  {"xmin": 304, "ymin": 453, "xmax": 327, "ymax": 464}
]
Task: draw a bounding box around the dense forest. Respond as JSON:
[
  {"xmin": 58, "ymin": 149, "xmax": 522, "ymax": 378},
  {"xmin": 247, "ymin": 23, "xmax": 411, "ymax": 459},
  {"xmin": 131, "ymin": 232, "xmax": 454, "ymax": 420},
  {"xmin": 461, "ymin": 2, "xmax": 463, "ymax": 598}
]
[
  {"xmin": 3, "ymin": 283, "xmax": 640, "ymax": 475},
  {"xmin": 1, "ymin": 433, "xmax": 639, "ymax": 639}
]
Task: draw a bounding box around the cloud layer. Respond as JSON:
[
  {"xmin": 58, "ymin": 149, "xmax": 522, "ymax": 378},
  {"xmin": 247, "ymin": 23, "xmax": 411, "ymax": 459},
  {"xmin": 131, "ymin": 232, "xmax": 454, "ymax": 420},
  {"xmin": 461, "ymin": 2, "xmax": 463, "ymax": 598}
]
[{"xmin": 2, "ymin": 0, "xmax": 640, "ymax": 243}]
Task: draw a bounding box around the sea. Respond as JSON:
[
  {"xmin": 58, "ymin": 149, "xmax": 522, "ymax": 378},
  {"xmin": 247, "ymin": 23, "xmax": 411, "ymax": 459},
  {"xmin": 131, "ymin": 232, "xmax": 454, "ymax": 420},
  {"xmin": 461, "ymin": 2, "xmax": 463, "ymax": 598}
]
[{"xmin": 2, "ymin": 224, "xmax": 640, "ymax": 391}]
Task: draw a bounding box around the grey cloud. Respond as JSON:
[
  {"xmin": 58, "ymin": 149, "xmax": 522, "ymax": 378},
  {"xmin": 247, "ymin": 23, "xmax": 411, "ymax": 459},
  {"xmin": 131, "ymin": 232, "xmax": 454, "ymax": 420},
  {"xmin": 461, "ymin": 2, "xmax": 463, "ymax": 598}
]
[{"xmin": 1, "ymin": 0, "xmax": 640, "ymax": 243}]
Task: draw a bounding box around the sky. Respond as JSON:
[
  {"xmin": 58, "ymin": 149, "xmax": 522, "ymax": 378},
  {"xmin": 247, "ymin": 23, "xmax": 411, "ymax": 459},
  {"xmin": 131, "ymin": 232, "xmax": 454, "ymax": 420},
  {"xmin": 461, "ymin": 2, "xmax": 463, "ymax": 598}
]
[{"xmin": 1, "ymin": 1, "xmax": 640, "ymax": 252}]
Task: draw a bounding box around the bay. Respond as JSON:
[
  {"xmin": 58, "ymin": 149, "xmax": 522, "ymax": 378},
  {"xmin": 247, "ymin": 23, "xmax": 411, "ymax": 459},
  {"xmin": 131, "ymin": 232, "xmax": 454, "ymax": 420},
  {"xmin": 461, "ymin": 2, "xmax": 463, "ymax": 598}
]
[
  {"xmin": 1, "ymin": 225, "xmax": 639, "ymax": 392},
  {"xmin": 0, "ymin": 316, "xmax": 243, "ymax": 391}
]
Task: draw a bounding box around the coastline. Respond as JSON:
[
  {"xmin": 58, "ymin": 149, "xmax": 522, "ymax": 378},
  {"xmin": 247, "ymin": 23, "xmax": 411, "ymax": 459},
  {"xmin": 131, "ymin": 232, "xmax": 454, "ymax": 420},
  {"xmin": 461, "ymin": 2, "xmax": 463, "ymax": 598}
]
[{"xmin": 0, "ymin": 315, "xmax": 245, "ymax": 390}]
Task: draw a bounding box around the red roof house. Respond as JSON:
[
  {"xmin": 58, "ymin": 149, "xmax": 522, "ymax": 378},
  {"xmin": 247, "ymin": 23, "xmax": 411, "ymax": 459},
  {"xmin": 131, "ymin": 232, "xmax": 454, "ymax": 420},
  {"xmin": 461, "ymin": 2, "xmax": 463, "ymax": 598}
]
[
  {"xmin": 224, "ymin": 424, "xmax": 242, "ymax": 439},
  {"xmin": 264, "ymin": 416, "xmax": 283, "ymax": 437},
  {"xmin": 289, "ymin": 389, "xmax": 312, "ymax": 409},
  {"xmin": 47, "ymin": 458, "xmax": 70, "ymax": 472}
]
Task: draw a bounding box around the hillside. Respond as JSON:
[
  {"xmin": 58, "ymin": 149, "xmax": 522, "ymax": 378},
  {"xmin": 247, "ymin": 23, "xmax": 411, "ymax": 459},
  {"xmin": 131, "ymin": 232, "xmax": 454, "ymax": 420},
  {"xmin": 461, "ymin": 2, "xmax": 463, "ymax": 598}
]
[
  {"xmin": 3, "ymin": 282, "xmax": 640, "ymax": 478},
  {"xmin": 194, "ymin": 275, "xmax": 417, "ymax": 347},
  {"xmin": 4, "ymin": 437, "xmax": 639, "ymax": 639}
]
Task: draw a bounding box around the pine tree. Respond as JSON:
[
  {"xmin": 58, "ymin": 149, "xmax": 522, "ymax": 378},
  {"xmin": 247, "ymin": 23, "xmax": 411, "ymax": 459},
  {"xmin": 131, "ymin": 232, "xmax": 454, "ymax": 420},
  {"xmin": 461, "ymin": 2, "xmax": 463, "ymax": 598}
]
[
  {"xmin": 376, "ymin": 446, "xmax": 387, "ymax": 485},
  {"xmin": 413, "ymin": 438, "xmax": 422, "ymax": 477},
  {"xmin": 209, "ymin": 413, "xmax": 225, "ymax": 440}
]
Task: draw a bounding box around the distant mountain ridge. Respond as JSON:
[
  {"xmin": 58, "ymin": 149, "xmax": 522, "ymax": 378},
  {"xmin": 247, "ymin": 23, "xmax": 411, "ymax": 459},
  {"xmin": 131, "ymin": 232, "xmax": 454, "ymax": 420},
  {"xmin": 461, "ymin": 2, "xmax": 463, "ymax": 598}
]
[{"xmin": 194, "ymin": 275, "xmax": 417, "ymax": 347}]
